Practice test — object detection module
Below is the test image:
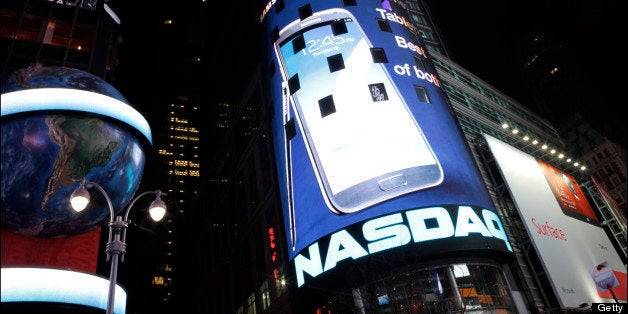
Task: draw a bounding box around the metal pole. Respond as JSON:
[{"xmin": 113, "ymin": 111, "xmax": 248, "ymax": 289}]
[
  {"xmin": 609, "ymin": 287, "xmax": 619, "ymax": 303},
  {"xmin": 106, "ymin": 247, "xmax": 120, "ymax": 314},
  {"xmin": 72, "ymin": 179, "xmax": 165, "ymax": 314},
  {"xmin": 106, "ymin": 216, "xmax": 127, "ymax": 314}
]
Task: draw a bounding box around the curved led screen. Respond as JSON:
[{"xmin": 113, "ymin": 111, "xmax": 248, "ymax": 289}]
[
  {"xmin": 1, "ymin": 88, "xmax": 152, "ymax": 145},
  {"xmin": 261, "ymin": 0, "xmax": 513, "ymax": 287},
  {"xmin": 1, "ymin": 267, "xmax": 126, "ymax": 313}
]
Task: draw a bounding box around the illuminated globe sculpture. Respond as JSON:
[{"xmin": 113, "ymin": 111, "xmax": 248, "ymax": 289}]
[{"xmin": 1, "ymin": 65, "xmax": 152, "ymax": 238}]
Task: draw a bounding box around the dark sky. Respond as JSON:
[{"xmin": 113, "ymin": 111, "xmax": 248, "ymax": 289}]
[
  {"xmin": 113, "ymin": 0, "xmax": 624, "ymax": 146},
  {"xmin": 423, "ymin": 0, "xmax": 625, "ymax": 146}
]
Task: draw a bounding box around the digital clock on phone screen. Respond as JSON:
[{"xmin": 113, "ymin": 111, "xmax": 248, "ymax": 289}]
[{"xmin": 303, "ymin": 19, "xmax": 355, "ymax": 55}]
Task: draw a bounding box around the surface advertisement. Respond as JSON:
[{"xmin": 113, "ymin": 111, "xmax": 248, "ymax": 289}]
[
  {"xmin": 484, "ymin": 134, "xmax": 627, "ymax": 308},
  {"xmin": 262, "ymin": 0, "xmax": 513, "ymax": 287}
]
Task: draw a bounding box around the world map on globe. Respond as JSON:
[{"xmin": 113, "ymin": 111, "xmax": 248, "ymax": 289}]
[{"xmin": 1, "ymin": 65, "xmax": 150, "ymax": 238}]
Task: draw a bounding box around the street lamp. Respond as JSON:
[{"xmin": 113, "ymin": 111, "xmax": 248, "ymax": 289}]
[{"xmin": 70, "ymin": 178, "xmax": 166, "ymax": 314}]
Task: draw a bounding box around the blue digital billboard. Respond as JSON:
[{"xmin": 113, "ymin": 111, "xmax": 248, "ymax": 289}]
[{"xmin": 261, "ymin": 0, "xmax": 513, "ymax": 287}]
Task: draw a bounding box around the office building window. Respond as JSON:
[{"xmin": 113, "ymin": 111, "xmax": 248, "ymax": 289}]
[
  {"xmin": 246, "ymin": 293, "xmax": 256, "ymax": 314},
  {"xmin": 260, "ymin": 281, "xmax": 271, "ymax": 310}
]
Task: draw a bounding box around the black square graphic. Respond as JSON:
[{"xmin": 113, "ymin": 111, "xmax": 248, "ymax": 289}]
[
  {"xmin": 342, "ymin": 0, "xmax": 357, "ymax": 6},
  {"xmin": 285, "ymin": 119, "xmax": 296, "ymax": 140},
  {"xmin": 377, "ymin": 19, "xmax": 392, "ymax": 32},
  {"xmin": 270, "ymin": 26, "xmax": 279, "ymax": 43},
  {"xmin": 327, "ymin": 54, "xmax": 345, "ymax": 72},
  {"xmin": 288, "ymin": 74, "xmax": 300, "ymax": 94},
  {"xmin": 274, "ymin": 0, "xmax": 285, "ymax": 14},
  {"xmin": 298, "ymin": 4, "xmax": 313, "ymax": 20},
  {"xmin": 332, "ymin": 20, "xmax": 348, "ymax": 35},
  {"xmin": 292, "ymin": 35, "xmax": 305, "ymax": 54},
  {"xmin": 369, "ymin": 83, "xmax": 388, "ymax": 102},
  {"xmin": 370, "ymin": 48, "xmax": 388, "ymax": 63},
  {"xmin": 318, "ymin": 95, "xmax": 336, "ymax": 118}
]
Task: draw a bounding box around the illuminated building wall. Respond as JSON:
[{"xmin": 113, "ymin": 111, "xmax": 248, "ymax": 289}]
[
  {"xmin": 160, "ymin": 96, "xmax": 202, "ymax": 179},
  {"xmin": 262, "ymin": 0, "xmax": 512, "ymax": 283},
  {"xmin": 138, "ymin": 94, "xmax": 203, "ymax": 312}
]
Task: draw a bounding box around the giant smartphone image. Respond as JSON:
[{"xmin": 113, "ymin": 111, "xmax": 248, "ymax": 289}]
[{"xmin": 274, "ymin": 8, "xmax": 443, "ymax": 214}]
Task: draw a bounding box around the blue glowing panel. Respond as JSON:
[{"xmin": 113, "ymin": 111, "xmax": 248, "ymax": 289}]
[
  {"xmin": 1, "ymin": 88, "xmax": 152, "ymax": 144},
  {"xmin": 1, "ymin": 268, "xmax": 126, "ymax": 313}
]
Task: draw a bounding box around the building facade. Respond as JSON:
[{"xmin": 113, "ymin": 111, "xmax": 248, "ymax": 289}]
[
  {"xmin": 1, "ymin": 0, "xmax": 119, "ymax": 79},
  {"xmin": 201, "ymin": 0, "xmax": 626, "ymax": 313}
]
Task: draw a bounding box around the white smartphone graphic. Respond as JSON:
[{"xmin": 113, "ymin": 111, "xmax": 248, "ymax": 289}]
[{"xmin": 274, "ymin": 8, "xmax": 443, "ymax": 214}]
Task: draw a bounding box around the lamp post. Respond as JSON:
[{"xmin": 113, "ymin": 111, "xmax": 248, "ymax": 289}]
[{"xmin": 70, "ymin": 178, "xmax": 166, "ymax": 314}]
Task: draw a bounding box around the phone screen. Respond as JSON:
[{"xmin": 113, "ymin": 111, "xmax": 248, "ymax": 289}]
[{"xmin": 275, "ymin": 9, "xmax": 443, "ymax": 214}]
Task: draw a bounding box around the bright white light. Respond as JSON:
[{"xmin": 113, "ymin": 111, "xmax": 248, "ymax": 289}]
[
  {"xmin": 532, "ymin": 140, "xmax": 538, "ymax": 145},
  {"xmin": 1, "ymin": 267, "xmax": 126, "ymax": 313},
  {"xmin": 558, "ymin": 154, "xmax": 564, "ymax": 159},
  {"xmin": 103, "ymin": 3, "xmax": 121, "ymax": 25},
  {"xmin": 541, "ymin": 144, "xmax": 548, "ymax": 150},
  {"xmin": 149, "ymin": 197, "xmax": 167, "ymax": 221},
  {"xmin": 550, "ymin": 149, "xmax": 556, "ymax": 154},
  {"xmin": 581, "ymin": 166, "xmax": 586, "ymax": 171},
  {"xmin": 566, "ymin": 158, "xmax": 572, "ymax": 162},
  {"xmin": 71, "ymin": 195, "xmax": 89, "ymax": 212},
  {"xmin": 149, "ymin": 206, "xmax": 166, "ymax": 221},
  {"xmin": 453, "ymin": 264, "xmax": 470, "ymax": 278},
  {"xmin": 1, "ymin": 88, "xmax": 152, "ymax": 144},
  {"xmin": 523, "ymin": 136, "xmax": 530, "ymax": 141},
  {"xmin": 512, "ymin": 129, "xmax": 519, "ymax": 134},
  {"xmin": 501, "ymin": 123, "xmax": 509, "ymax": 129},
  {"xmin": 70, "ymin": 184, "xmax": 90, "ymax": 212},
  {"xmin": 574, "ymin": 162, "xmax": 579, "ymax": 166}
]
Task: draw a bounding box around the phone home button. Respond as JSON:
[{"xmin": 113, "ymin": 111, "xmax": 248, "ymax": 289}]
[{"xmin": 378, "ymin": 174, "xmax": 407, "ymax": 191}]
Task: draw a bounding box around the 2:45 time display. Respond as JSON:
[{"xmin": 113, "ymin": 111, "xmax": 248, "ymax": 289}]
[{"xmin": 304, "ymin": 34, "xmax": 354, "ymax": 55}]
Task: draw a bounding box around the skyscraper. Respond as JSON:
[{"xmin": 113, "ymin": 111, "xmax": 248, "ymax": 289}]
[{"xmin": 199, "ymin": 0, "xmax": 626, "ymax": 313}]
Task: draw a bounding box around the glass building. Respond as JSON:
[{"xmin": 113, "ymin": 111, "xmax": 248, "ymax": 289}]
[{"xmin": 202, "ymin": 1, "xmax": 626, "ymax": 313}]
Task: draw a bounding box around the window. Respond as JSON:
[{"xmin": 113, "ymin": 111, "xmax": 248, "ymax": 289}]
[
  {"xmin": 246, "ymin": 293, "xmax": 256, "ymax": 314},
  {"xmin": 259, "ymin": 281, "xmax": 271, "ymax": 310}
]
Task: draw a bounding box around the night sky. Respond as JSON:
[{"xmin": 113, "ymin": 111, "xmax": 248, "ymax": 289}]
[
  {"xmin": 423, "ymin": 0, "xmax": 625, "ymax": 147},
  {"xmin": 112, "ymin": 0, "xmax": 624, "ymax": 147}
]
